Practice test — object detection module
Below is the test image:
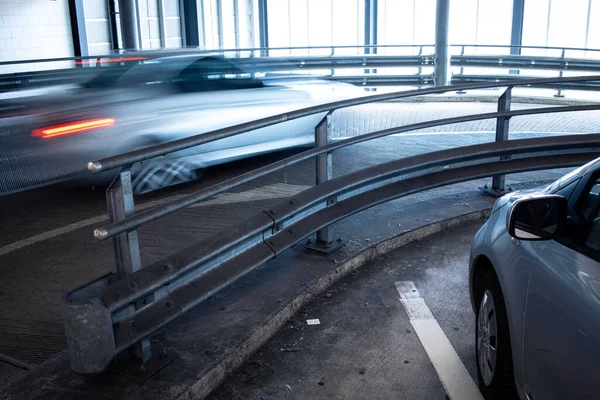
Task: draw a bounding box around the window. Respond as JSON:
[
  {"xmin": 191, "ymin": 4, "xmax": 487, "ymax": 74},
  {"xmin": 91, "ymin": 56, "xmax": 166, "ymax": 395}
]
[
  {"xmin": 176, "ymin": 57, "xmax": 263, "ymax": 92},
  {"xmin": 560, "ymin": 174, "xmax": 600, "ymax": 258}
]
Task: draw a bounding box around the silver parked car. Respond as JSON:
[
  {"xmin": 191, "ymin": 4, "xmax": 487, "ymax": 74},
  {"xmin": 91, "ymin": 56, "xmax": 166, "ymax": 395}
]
[
  {"xmin": 0, "ymin": 53, "xmax": 359, "ymax": 195},
  {"xmin": 470, "ymin": 158, "xmax": 600, "ymax": 400}
]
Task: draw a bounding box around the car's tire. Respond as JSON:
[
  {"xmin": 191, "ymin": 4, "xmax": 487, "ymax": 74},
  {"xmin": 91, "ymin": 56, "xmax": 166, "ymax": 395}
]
[
  {"xmin": 475, "ymin": 270, "xmax": 519, "ymax": 400},
  {"xmin": 131, "ymin": 160, "xmax": 203, "ymax": 195}
]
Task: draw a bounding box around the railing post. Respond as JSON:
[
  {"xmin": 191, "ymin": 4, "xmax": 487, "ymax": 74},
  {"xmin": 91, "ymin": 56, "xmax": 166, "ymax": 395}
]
[
  {"xmin": 480, "ymin": 87, "xmax": 513, "ymax": 196},
  {"xmin": 555, "ymin": 49, "xmax": 566, "ymax": 98},
  {"xmin": 106, "ymin": 169, "xmax": 152, "ymax": 362},
  {"xmin": 306, "ymin": 112, "xmax": 345, "ymax": 254}
]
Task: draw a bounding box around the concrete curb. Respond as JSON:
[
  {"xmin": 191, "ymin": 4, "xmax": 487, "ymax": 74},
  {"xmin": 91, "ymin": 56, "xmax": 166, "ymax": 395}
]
[{"xmin": 188, "ymin": 208, "xmax": 491, "ymax": 399}]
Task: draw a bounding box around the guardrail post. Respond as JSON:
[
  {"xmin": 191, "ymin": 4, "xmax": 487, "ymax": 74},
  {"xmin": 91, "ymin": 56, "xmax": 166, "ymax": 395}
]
[
  {"xmin": 106, "ymin": 169, "xmax": 152, "ymax": 363},
  {"xmin": 480, "ymin": 87, "xmax": 513, "ymax": 197},
  {"xmin": 554, "ymin": 49, "xmax": 566, "ymax": 98},
  {"xmin": 306, "ymin": 112, "xmax": 345, "ymax": 254}
]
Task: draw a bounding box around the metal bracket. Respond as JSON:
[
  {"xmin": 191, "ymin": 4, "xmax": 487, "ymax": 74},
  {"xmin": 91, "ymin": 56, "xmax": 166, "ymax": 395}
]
[
  {"xmin": 478, "ymin": 183, "xmax": 513, "ymax": 198},
  {"xmin": 306, "ymin": 236, "xmax": 347, "ymax": 254},
  {"xmin": 110, "ymin": 345, "xmax": 177, "ymax": 384}
]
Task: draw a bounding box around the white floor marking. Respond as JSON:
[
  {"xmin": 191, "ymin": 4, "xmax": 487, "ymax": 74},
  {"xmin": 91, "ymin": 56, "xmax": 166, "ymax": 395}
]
[
  {"xmin": 395, "ymin": 281, "xmax": 483, "ymax": 400},
  {"xmin": 0, "ymin": 183, "xmax": 309, "ymax": 257}
]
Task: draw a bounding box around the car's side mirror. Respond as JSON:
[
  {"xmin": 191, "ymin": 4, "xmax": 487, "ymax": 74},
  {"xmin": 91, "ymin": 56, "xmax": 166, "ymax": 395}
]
[{"xmin": 508, "ymin": 195, "xmax": 568, "ymax": 241}]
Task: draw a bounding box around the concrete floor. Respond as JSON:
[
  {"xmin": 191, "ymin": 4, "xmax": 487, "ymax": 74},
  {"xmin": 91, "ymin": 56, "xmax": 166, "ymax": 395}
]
[{"xmin": 209, "ymin": 219, "xmax": 483, "ymax": 400}]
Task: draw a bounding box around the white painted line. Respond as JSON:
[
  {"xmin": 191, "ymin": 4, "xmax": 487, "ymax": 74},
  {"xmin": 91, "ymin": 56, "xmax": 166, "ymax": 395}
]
[
  {"xmin": 306, "ymin": 319, "xmax": 321, "ymax": 325},
  {"xmin": 395, "ymin": 281, "xmax": 483, "ymax": 400},
  {"xmin": 0, "ymin": 183, "xmax": 309, "ymax": 257}
]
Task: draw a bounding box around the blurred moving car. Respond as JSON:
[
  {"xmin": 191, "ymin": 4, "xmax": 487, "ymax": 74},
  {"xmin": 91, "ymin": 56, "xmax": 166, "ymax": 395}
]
[
  {"xmin": 0, "ymin": 53, "xmax": 359, "ymax": 194},
  {"xmin": 469, "ymin": 158, "xmax": 600, "ymax": 400}
]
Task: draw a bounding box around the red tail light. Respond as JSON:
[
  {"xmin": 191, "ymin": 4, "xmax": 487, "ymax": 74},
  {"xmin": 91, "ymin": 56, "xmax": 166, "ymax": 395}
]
[{"xmin": 32, "ymin": 118, "xmax": 115, "ymax": 139}]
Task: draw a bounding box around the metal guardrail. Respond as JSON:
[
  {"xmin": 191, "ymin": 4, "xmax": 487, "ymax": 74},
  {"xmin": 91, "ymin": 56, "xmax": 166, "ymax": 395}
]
[
  {"xmin": 60, "ymin": 74, "xmax": 600, "ymax": 374},
  {"xmin": 3, "ymin": 44, "xmax": 600, "ymax": 93}
]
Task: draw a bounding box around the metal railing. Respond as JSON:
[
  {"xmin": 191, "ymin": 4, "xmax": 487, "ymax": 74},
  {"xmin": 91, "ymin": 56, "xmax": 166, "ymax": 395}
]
[
  {"xmin": 4, "ymin": 44, "xmax": 600, "ymax": 93},
  {"xmin": 60, "ymin": 74, "xmax": 600, "ymax": 374}
]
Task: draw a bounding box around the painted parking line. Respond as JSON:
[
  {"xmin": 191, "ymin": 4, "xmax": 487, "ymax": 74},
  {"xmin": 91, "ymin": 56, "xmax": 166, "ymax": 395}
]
[
  {"xmin": 395, "ymin": 281, "xmax": 483, "ymax": 400},
  {"xmin": 0, "ymin": 183, "xmax": 309, "ymax": 257}
]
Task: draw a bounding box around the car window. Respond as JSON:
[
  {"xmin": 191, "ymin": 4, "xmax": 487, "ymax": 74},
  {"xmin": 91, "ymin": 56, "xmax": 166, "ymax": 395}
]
[
  {"xmin": 566, "ymin": 174, "xmax": 600, "ymax": 258},
  {"xmin": 175, "ymin": 57, "xmax": 263, "ymax": 93},
  {"xmin": 577, "ymin": 176, "xmax": 600, "ymax": 222}
]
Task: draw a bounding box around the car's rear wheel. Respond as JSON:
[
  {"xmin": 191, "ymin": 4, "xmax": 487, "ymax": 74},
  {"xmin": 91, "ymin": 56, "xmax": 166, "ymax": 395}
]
[
  {"xmin": 475, "ymin": 270, "xmax": 519, "ymax": 399},
  {"xmin": 131, "ymin": 160, "xmax": 203, "ymax": 195}
]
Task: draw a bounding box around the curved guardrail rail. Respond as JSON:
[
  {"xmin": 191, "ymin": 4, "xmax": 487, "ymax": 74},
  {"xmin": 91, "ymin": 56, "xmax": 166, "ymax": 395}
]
[
  {"xmin": 59, "ymin": 74, "xmax": 600, "ymax": 374},
  {"xmin": 64, "ymin": 134, "xmax": 600, "ymax": 373},
  {"xmin": 90, "ymin": 75, "xmax": 600, "ymax": 239},
  {"xmin": 3, "ymin": 44, "xmax": 600, "ymax": 93}
]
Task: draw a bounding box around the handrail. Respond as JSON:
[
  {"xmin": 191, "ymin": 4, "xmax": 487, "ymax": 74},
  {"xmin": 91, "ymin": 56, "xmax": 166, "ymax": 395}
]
[
  {"xmin": 89, "ymin": 75, "xmax": 600, "ymax": 175},
  {"xmin": 91, "ymin": 75, "xmax": 600, "ymax": 241},
  {"xmin": 3, "ymin": 43, "xmax": 600, "ymax": 68}
]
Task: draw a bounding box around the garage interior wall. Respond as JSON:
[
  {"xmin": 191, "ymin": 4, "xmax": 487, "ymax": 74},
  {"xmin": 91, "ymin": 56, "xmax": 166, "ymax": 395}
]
[{"xmin": 0, "ymin": 0, "xmax": 74, "ymax": 73}]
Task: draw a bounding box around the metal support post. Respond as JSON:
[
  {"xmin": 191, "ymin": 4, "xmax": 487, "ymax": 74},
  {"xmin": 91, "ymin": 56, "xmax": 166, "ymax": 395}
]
[
  {"xmin": 158, "ymin": 0, "xmax": 166, "ymax": 48},
  {"xmin": 258, "ymin": 0, "xmax": 269, "ymax": 56},
  {"xmin": 434, "ymin": 0, "xmax": 450, "ymax": 87},
  {"xmin": 510, "ymin": 0, "xmax": 525, "ymax": 74},
  {"xmin": 364, "ymin": 0, "xmax": 378, "ymax": 89},
  {"xmin": 68, "ymin": 0, "xmax": 89, "ymax": 59},
  {"xmin": 107, "ymin": 0, "xmax": 120, "ymax": 51},
  {"xmin": 117, "ymin": 0, "xmax": 140, "ymax": 50},
  {"xmin": 181, "ymin": 0, "xmax": 201, "ymax": 47},
  {"xmin": 106, "ymin": 169, "xmax": 152, "ymax": 362},
  {"xmin": 306, "ymin": 113, "xmax": 345, "ymax": 254},
  {"xmin": 480, "ymin": 88, "xmax": 513, "ymax": 197}
]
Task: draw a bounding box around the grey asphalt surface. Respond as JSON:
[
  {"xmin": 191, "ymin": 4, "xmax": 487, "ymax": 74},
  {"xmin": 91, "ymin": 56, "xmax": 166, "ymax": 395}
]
[
  {"xmin": 0, "ymin": 101, "xmax": 594, "ymax": 380},
  {"xmin": 209, "ymin": 220, "xmax": 483, "ymax": 400}
]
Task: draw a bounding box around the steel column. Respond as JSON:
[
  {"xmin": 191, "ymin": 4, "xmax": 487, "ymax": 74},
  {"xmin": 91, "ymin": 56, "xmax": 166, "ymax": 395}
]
[
  {"xmin": 117, "ymin": 0, "xmax": 140, "ymax": 50},
  {"xmin": 258, "ymin": 0, "xmax": 269, "ymax": 56},
  {"xmin": 180, "ymin": 0, "xmax": 201, "ymax": 47},
  {"xmin": 106, "ymin": 169, "xmax": 151, "ymax": 362},
  {"xmin": 216, "ymin": 0, "xmax": 224, "ymax": 49},
  {"xmin": 107, "ymin": 0, "xmax": 120, "ymax": 51},
  {"xmin": 364, "ymin": 0, "xmax": 378, "ymax": 76},
  {"xmin": 158, "ymin": 0, "xmax": 166, "ymax": 48},
  {"xmin": 68, "ymin": 0, "xmax": 89, "ymax": 59},
  {"xmin": 434, "ymin": 0, "xmax": 450, "ymax": 86},
  {"xmin": 510, "ymin": 0, "xmax": 525, "ymax": 74}
]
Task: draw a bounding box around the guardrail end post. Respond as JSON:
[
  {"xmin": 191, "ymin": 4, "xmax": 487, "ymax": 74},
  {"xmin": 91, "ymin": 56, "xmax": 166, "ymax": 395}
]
[
  {"xmin": 480, "ymin": 87, "xmax": 513, "ymax": 197},
  {"xmin": 307, "ymin": 113, "xmax": 346, "ymax": 255},
  {"xmin": 106, "ymin": 169, "xmax": 153, "ymax": 364}
]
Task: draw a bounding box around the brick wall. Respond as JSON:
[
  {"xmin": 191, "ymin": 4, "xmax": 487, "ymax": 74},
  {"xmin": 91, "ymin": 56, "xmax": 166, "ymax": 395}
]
[{"xmin": 0, "ymin": 0, "xmax": 74, "ymax": 72}]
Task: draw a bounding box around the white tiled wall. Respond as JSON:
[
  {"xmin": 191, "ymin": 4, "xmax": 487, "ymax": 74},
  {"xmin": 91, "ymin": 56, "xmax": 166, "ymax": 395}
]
[{"xmin": 0, "ymin": 0, "xmax": 74, "ymax": 72}]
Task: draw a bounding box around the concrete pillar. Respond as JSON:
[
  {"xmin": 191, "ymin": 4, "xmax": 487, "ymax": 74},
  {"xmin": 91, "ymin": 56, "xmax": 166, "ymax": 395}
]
[
  {"xmin": 118, "ymin": 0, "xmax": 140, "ymax": 50},
  {"xmin": 434, "ymin": 0, "xmax": 450, "ymax": 87}
]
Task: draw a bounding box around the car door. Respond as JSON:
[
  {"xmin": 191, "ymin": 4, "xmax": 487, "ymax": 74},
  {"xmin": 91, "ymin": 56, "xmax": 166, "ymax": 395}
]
[
  {"xmin": 150, "ymin": 57, "xmax": 323, "ymax": 158},
  {"xmin": 523, "ymin": 173, "xmax": 600, "ymax": 400}
]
